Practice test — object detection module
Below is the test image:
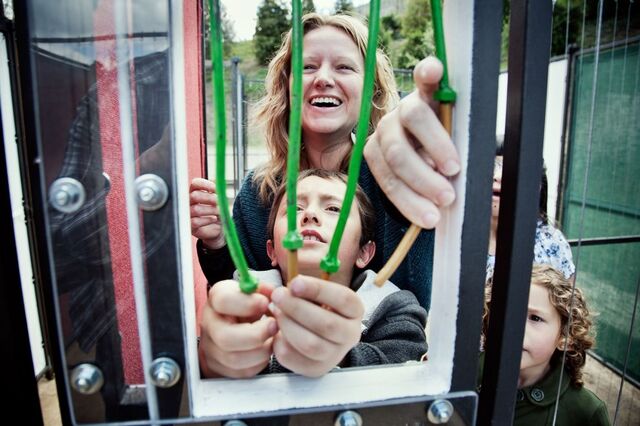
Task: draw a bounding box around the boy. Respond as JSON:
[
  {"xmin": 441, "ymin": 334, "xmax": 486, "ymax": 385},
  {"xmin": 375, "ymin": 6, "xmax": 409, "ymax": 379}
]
[
  {"xmin": 199, "ymin": 169, "xmax": 427, "ymax": 378},
  {"xmin": 483, "ymin": 264, "xmax": 610, "ymax": 425}
]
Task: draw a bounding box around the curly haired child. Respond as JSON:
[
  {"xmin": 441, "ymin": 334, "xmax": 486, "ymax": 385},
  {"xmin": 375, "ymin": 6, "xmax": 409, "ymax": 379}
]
[{"xmin": 483, "ymin": 264, "xmax": 610, "ymax": 425}]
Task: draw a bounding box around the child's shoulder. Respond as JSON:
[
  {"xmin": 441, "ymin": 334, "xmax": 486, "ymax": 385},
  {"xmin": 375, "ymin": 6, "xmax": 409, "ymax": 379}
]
[{"xmin": 560, "ymin": 384, "xmax": 610, "ymax": 425}]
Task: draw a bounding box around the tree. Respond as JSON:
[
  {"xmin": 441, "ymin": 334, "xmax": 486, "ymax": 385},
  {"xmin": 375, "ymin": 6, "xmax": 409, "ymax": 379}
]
[
  {"xmin": 334, "ymin": 0, "xmax": 354, "ymax": 14},
  {"xmin": 398, "ymin": 0, "xmax": 434, "ymax": 68},
  {"xmin": 254, "ymin": 0, "xmax": 290, "ymax": 65},
  {"xmin": 381, "ymin": 14, "xmax": 402, "ymax": 40},
  {"xmin": 302, "ymin": 0, "xmax": 316, "ymax": 15}
]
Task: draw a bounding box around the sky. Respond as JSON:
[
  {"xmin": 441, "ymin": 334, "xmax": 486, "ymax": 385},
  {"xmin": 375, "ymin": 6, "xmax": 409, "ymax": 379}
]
[{"xmin": 223, "ymin": 0, "xmax": 369, "ymax": 41}]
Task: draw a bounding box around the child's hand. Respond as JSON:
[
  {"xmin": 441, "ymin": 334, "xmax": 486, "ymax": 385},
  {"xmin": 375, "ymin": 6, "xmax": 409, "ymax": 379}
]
[
  {"xmin": 190, "ymin": 178, "xmax": 225, "ymax": 249},
  {"xmin": 364, "ymin": 56, "xmax": 460, "ymax": 229},
  {"xmin": 269, "ymin": 275, "xmax": 364, "ymax": 378},
  {"xmin": 199, "ymin": 280, "xmax": 278, "ymax": 378}
]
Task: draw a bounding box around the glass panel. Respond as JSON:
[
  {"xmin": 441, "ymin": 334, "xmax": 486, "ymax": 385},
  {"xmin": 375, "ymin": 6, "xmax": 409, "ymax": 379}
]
[{"xmin": 26, "ymin": 0, "xmax": 184, "ymax": 421}]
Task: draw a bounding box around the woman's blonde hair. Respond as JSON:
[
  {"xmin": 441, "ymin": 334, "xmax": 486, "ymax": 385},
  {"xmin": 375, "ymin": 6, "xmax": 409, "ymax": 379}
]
[
  {"xmin": 252, "ymin": 13, "xmax": 399, "ymax": 203},
  {"xmin": 483, "ymin": 264, "xmax": 595, "ymax": 387}
]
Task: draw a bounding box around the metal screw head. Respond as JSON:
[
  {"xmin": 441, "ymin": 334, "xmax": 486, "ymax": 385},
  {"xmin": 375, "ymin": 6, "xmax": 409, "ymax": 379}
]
[
  {"xmin": 334, "ymin": 410, "xmax": 363, "ymax": 426},
  {"xmin": 223, "ymin": 421, "xmax": 248, "ymax": 426},
  {"xmin": 149, "ymin": 357, "xmax": 181, "ymax": 388},
  {"xmin": 135, "ymin": 174, "xmax": 169, "ymax": 211},
  {"xmin": 70, "ymin": 363, "xmax": 104, "ymax": 395},
  {"xmin": 49, "ymin": 177, "xmax": 86, "ymax": 213},
  {"xmin": 427, "ymin": 399, "xmax": 454, "ymax": 424}
]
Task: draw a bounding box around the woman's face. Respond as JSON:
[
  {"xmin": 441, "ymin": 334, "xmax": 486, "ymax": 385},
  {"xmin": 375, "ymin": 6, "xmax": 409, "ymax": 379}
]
[
  {"xmin": 492, "ymin": 155, "xmax": 503, "ymax": 219},
  {"xmin": 297, "ymin": 26, "xmax": 364, "ymax": 142}
]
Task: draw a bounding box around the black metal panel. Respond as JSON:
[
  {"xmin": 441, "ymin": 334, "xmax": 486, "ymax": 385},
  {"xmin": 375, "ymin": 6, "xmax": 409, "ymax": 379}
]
[
  {"xmin": 477, "ymin": 0, "xmax": 554, "ymax": 424},
  {"xmin": 450, "ymin": 0, "xmax": 504, "ymax": 392},
  {"xmin": 0, "ymin": 60, "xmax": 45, "ymax": 426}
]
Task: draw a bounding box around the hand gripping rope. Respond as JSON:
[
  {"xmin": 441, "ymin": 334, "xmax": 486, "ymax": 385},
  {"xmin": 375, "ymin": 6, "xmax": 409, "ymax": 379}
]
[
  {"xmin": 374, "ymin": 0, "xmax": 456, "ymax": 286},
  {"xmin": 209, "ymin": 0, "xmax": 455, "ymax": 292}
]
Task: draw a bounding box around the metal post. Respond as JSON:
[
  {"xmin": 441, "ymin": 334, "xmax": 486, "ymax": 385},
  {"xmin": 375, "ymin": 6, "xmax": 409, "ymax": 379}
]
[
  {"xmin": 230, "ymin": 56, "xmax": 242, "ymax": 194},
  {"xmin": 450, "ymin": 0, "xmax": 503, "ymax": 392},
  {"xmin": 477, "ymin": 0, "xmax": 554, "ymax": 424}
]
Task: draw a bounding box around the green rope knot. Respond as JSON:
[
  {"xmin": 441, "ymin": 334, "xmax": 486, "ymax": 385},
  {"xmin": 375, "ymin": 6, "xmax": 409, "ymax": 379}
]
[
  {"xmin": 320, "ymin": 256, "xmax": 341, "ymax": 275},
  {"xmin": 239, "ymin": 274, "xmax": 259, "ymax": 294},
  {"xmin": 282, "ymin": 231, "xmax": 303, "ymax": 250}
]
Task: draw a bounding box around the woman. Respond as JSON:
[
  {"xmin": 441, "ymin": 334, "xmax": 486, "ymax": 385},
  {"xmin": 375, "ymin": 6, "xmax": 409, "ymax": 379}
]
[
  {"xmin": 487, "ymin": 142, "xmax": 575, "ymax": 281},
  {"xmin": 193, "ymin": 13, "xmax": 459, "ymax": 378},
  {"xmin": 191, "ymin": 13, "xmax": 458, "ymax": 309}
]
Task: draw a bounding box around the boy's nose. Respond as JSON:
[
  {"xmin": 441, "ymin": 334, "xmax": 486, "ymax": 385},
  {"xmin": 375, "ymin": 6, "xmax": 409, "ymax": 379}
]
[{"xmin": 301, "ymin": 209, "xmax": 320, "ymax": 225}]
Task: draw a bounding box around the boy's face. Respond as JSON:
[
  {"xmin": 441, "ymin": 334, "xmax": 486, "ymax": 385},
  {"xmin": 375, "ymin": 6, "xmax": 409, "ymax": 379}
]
[
  {"xmin": 521, "ymin": 283, "xmax": 564, "ymax": 379},
  {"xmin": 267, "ymin": 176, "xmax": 374, "ymax": 284}
]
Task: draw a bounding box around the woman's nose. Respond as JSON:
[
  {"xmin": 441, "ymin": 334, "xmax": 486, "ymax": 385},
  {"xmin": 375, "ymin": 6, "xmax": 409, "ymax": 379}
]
[{"xmin": 314, "ymin": 66, "xmax": 334, "ymax": 89}]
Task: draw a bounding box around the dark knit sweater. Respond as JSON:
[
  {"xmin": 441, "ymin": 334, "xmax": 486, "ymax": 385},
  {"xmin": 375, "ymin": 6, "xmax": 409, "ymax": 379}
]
[{"xmin": 197, "ymin": 160, "xmax": 435, "ymax": 309}]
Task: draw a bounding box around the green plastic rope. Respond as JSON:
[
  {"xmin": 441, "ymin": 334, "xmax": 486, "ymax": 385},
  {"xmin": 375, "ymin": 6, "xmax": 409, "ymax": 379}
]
[
  {"xmin": 320, "ymin": 0, "xmax": 381, "ymax": 275},
  {"xmin": 430, "ymin": 0, "xmax": 456, "ymax": 102},
  {"xmin": 283, "ymin": 0, "xmax": 304, "ymax": 252},
  {"xmin": 209, "ymin": 0, "xmax": 257, "ymax": 293}
]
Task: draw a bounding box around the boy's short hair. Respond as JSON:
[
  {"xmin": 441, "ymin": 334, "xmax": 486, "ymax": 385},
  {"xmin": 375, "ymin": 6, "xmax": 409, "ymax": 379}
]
[
  {"xmin": 483, "ymin": 264, "xmax": 594, "ymax": 387},
  {"xmin": 266, "ymin": 169, "xmax": 375, "ymax": 248}
]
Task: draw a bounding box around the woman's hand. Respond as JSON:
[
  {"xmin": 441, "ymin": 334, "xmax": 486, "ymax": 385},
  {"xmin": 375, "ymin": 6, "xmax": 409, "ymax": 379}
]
[
  {"xmin": 190, "ymin": 178, "xmax": 225, "ymax": 249},
  {"xmin": 269, "ymin": 275, "xmax": 364, "ymax": 377},
  {"xmin": 364, "ymin": 56, "xmax": 460, "ymax": 229},
  {"xmin": 199, "ymin": 280, "xmax": 278, "ymax": 378}
]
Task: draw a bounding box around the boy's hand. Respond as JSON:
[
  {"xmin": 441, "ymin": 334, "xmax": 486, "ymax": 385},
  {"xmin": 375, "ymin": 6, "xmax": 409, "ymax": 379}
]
[
  {"xmin": 364, "ymin": 56, "xmax": 460, "ymax": 229},
  {"xmin": 190, "ymin": 178, "xmax": 225, "ymax": 249},
  {"xmin": 199, "ymin": 280, "xmax": 278, "ymax": 378},
  {"xmin": 269, "ymin": 275, "xmax": 364, "ymax": 377}
]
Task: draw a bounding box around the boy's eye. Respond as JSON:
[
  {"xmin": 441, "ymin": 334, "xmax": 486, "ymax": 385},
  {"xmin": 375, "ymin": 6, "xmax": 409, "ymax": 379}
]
[
  {"xmin": 296, "ymin": 205, "xmax": 304, "ymax": 211},
  {"xmin": 303, "ymin": 64, "xmax": 317, "ymax": 71},
  {"xmin": 326, "ymin": 205, "xmax": 341, "ymax": 213},
  {"xmin": 529, "ymin": 314, "xmax": 543, "ymax": 322},
  {"xmin": 338, "ymin": 64, "xmax": 355, "ymax": 71}
]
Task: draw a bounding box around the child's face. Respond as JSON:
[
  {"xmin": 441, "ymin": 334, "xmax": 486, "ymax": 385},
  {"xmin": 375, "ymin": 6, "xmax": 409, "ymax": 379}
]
[
  {"xmin": 492, "ymin": 155, "xmax": 503, "ymax": 220},
  {"xmin": 267, "ymin": 176, "xmax": 373, "ymax": 283},
  {"xmin": 521, "ymin": 283, "xmax": 564, "ymax": 379}
]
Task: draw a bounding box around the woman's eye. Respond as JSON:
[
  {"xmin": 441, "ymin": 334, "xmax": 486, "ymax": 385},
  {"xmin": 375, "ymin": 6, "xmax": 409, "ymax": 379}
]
[
  {"xmin": 529, "ymin": 314, "xmax": 543, "ymax": 322},
  {"xmin": 303, "ymin": 64, "xmax": 316, "ymax": 71},
  {"xmin": 296, "ymin": 205, "xmax": 304, "ymax": 211},
  {"xmin": 338, "ymin": 64, "xmax": 354, "ymax": 71},
  {"xmin": 327, "ymin": 205, "xmax": 341, "ymax": 213}
]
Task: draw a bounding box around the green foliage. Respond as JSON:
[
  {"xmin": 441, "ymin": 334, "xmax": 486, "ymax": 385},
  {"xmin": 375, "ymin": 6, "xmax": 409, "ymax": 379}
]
[
  {"xmin": 302, "ymin": 0, "xmax": 316, "ymax": 15},
  {"xmin": 381, "ymin": 14, "xmax": 402, "ymax": 40},
  {"xmin": 550, "ymin": 0, "xmax": 582, "ymax": 57},
  {"xmin": 334, "ymin": 0, "xmax": 354, "ymax": 14},
  {"xmin": 398, "ymin": 0, "xmax": 434, "ymax": 68},
  {"xmin": 254, "ymin": 0, "xmax": 290, "ymax": 65},
  {"xmin": 377, "ymin": 20, "xmax": 393, "ymax": 53}
]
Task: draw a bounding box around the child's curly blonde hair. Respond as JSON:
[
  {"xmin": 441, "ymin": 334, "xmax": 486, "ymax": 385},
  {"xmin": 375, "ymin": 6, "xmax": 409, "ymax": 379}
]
[{"xmin": 483, "ymin": 264, "xmax": 595, "ymax": 387}]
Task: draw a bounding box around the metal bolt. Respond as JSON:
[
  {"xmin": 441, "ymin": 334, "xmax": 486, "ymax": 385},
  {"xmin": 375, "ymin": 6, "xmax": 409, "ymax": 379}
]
[
  {"xmin": 335, "ymin": 410, "xmax": 363, "ymax": 426},
  {"xmin": 223, "ymin": 421, "xmax": 248, "ymax": 426},
  {"xmin": 427, "ymin": 399, "xmax": 454, "ymax": 424},
  {"xmin": 149, "ymin": 357, "xmax": 181, "ymax": 388},
  {"xmin": 70, "ymin": 363, "xmax": 104, "ymax": 395},
  {"xmin": 135, "ymin": 174, "xmax": 169, "ymax": 211},
  {"xmin": 49, "ymin": 178, "xmax": 86, "ymax": 213}
]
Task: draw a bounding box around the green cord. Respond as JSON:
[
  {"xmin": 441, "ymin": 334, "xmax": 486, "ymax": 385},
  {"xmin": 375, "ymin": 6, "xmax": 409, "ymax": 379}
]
[
  {"xmin": 430, "ymin": 0, "xmax": 456, "ymax": 102},
  {"xmin": 209, "ymin": 0, "xmax": 257, "ymax": 293},
  {"xmin": 283, "ymin": 0, "xmax": 304, "ymax": 252},
  {"xmin": 320, "ymin": 0, "xmax": 381, "ymax": 275}
]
